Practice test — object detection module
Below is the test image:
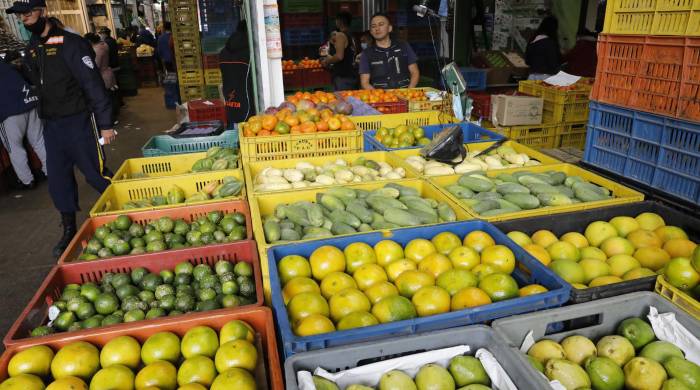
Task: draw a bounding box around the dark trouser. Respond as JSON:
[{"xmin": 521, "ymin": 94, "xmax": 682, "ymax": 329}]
[
  {"xmin": 333, "ymin": 75, "xmax": 358, "ymax": 91},
  {"xmin": 44, "ymin": 112, "xmax": 111, "ymax": 213},
  {"xmin": 110, "ymin": 89, "xmax": 120, "ymax": 124}
]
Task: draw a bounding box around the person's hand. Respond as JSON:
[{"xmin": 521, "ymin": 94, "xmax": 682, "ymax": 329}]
[{"xmin": 101, "ymin": 129, "xmax": 116, "ymax": 144}]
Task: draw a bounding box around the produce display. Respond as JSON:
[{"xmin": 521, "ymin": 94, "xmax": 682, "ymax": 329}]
[
  {"xmin": 262, "ymin": 184, "xmax": 458, "ymax": 243},
  {"xmin": 528, "ymin": 77, "xmax": 594, "ymax": 91},
  {"xmin": 373, "ymin": 124, "xmax": 431, "ymax": 148},
  {"xmin": 190, "ymin": 147, "xmax": 239, "ymax": 172},
  {"xmin": 339, "ymin": 90, "xmax": 404, "ymax": 113},
  {"xmin": 403, "ymin": 145, "xmax": 542, "ymax": 176},
  {"xmin": 240, "ymin": 104, "xmax": 356, "ymax": 137},
  {"xmin": 391, "ymin": 88, "xmax": 431, "ymax": 102},
  {"xmin": 30, "ymin": 261, "xmax": 257, "ymax": 337},
  {"xmin": 253, "ymin": 157, "xmax": 407, "ymax": 192},
  {"xmin": 482, "ymin": 52, "xmax": 510, "ymax": 68},
  {"xmin": 525, "ymin": 315, "xmax": 699, "ymax": 390},
  {"xmin": 4, "ymin": 321, "xmax": 262, "ymax": 389},
  {"xmin": 276, "ymin": 230, "xmax": 549, "ymax": 337},
  {"xmin": 507, "ymin": 212, "xmax": 699, "ymax": 290},
  {"xmin": 442, "ymin": 170, "xmax": 614, "ymax": 217},
  {"xmin": 283, "ymin": 57, "xmax": 323, "ymax": 69},
  {"xmin": 286, "ymin": 91, "xmax": 339, "ymax": 107},
  {"xmin": 78, "ymin": 212, "xmax": 247, "ymax": 260},
  {"xmin": 119, "ymin": 176, "xmax": 243, "ymax": 211}
]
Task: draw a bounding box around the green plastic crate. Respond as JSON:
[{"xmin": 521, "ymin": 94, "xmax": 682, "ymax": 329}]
[{"xmin": 281, "ymin": 0, "xmax": 323, "ymax": 13}]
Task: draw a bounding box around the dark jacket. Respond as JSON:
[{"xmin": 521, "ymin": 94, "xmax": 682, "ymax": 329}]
[
  {"xmin": 0, "ymin": 61, "xmax": 39, "ymax": 122},
  {"xmin": 104, "ymin": 36, "xmax": 119, "ymax": 69},
  {"xmin": 219, "ymin": 22, "xmax": 254, "ymax": 125},
  {"xmin": 24, "ymin": 24, "xmax": 112, "ymax": 130},
  {"xmin": 525, "ymin": 36, "xmax": 561, "ymax": 75},
  {"xmin": 157, "ymin": 31, "xmax": 174, "ymax": 63}
]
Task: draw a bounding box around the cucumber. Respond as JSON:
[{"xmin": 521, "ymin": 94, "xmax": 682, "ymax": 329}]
[
  {"xmin": 366, "ymin": 196, "xmax": 408, "ymax": 213},
  {"xmin": 358, "ymin": 223, "xmax": 372, "ymax": 232},
  {"xmin": 445, "ymin": 184, "xmax": 475, "ymax": 199},
  {"xmin": 385, "ymin": 183, "xmax": 420, "ymax": 197},
  {"xmin": 263, "ymin": 219, "xmax": 281, "ymax": 242},
  {"xmin": 437, "ymin": 202, "xmax": 457, "ymax": 222},
  {"xmin": 525, "ymin": 183, "xmax": 560, "ymax": 195},
  {"xmin": 458, "ymin": 175, "xmax": 494, "ymax": 192},
  {"xmin": 496, "ymin": 182, "xmax": 530, "ymax": 195},
  {"xmin": 370, "ymin": 187, "xmax": 401, "ymax": 199},
  {"xmin": 547, "ymin": 171, "xmax": 567, "ymax": 185},
  {"xmin": 537, "ymin": 193, "xmax": 573, "ymax": 206},
  {"xmin": 319, "ymin": 194, "xmax": 346, "ymax": 211},
  {"xmin": 474, "ymin": 191, "xmax": 502, "ymax": 201},
  {"xmin": 331, "ymin": 222, "xmax": 357, "ymax": 235},
  {"xmin": 302, "ymin": 227, "xmax": 334, "ymax": 240},
  {"xmin": 503, "ymin": 193, "xmax": 540, "ymax": 210},
  {"xmin": 326, "ymin": 187, "xmax": 357, "ymax": 199},
  {"xmin": 346, "ymin": 200, "xmax": 374, "ymax": 224},
  {"xmin": 330, "ymin": 209, "xmax": 362, "ymax": 228},
  {"xmin": 471, "ymin": 200, "xmax": 500, "ymax": 214},
  {"xmin": 280, "ymin": 228, "xmax": 301, "ymax": 241},
  {"xmin": 284, "ymin": 205, "xmax": 311, "ymax": 227},
  {"xmin": 384, "ymin": 207, "xmax": 422, "ymax": 227},
  {"xmin": 407, "ymin": 207, "xmax": 439, "ymax": 224}
]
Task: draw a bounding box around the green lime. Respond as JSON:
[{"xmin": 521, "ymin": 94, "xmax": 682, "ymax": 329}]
[
  {"xmin": 175, "ymin": 261, "xmax": 194, "ymax": 275},
  {"xmin": 123, "ymin": 309, "xmax": 145, "ymax": 322},
  {"xmin": 130, "ymin": 267, "xmax": 148, "ymax": 285},
  {"xmin": 31, "ymin": 325, "xmax": 54, "ymax": 337},
  {"xmin": 130, "ymin": 237, "xmax": 146, "ymax": 248},
  {"xmin": 98, "ymin": 247, "xmax": 114, "ymax": 258},
  {"xmin": 86, "ymin": 239, "xmax": 103, "ymax": 254},
  {"xmin": 144, "ymin": 230, "xmax": 164, "ymax": 243},
  {"xmin": 174, "ymin": 273, "xmax": 191, "ymax": 286},
  {"xmin": 175, "ymin": 295, "xmax": 196, "ymax": 312},
  {"xmin": 141, "ymin": 273, "xmax": 164, "ymax": 292},
  {"xmin": 94, "ymin": 292, "xmax": 119, "ymax": 315},
  {"xmin": 110, "ymin": 273, "xmax": 132, "ymax": 289},
  {"xmin": 54, "ymin": 311, "xmax": 76, "ymax": 331},
  {"xmin": 128, "ymin": 223, "xmax": 145, "ymax": 238},
  {"xmin": 231, "ymin": 212, "xmax": 246, "ymax": 225},
  {"xmin": 196, "ymin": 299, "xmax": 220, "ymax": 312},
  {"xmin": 114, "ymin": 215, "xmax": 132, "ymax": 230},
  {"xmin": 116, "ymin": 284, "xmax": 140, "ymax": 300},
  {"xmin": 94, "ymin": 226, "xmax": 111, "ymax": 241},
  {"xmin": 82, "ymin": 315, "xmax": 104, "ymax": 329},
  {"xmin": 157, "ymin": 217, "xmax": 175, "ymax": 233},
  {"xmin": 155, "ymin": 284, "xmax": 175, "ymax": 300},
  {"xmin": 146, "ymin": 240, "xmax": 167, "ymax": 252},
  {"xmin": 158, "ymin": 295, "xmax": 176, "ymax": 311},
  {"xmin": 112, "ymin": 240, "xmax": 131, "ymax": 256},
  {"xmin": 193, "ymin": 264, "xmax": 214, "ymax": 281},
  {"xmin": 222, "ymin": 281, "xmax": 239, "ymax": 295},
  {"xmin": 234, "ymin": 262, "xmax": 253, "ymax": 277},
  {"xmin": 101, "ymin": 314, "xmax": 122, "ymax": 326},
  {"xmin": 138, "ymin": 290, "xmax": 156, "ymax": 304},
  {"xmin": 198, "ymin": 288, "xmax": 217, "ymax": 302},
  {"xmin": 221, "ymin": 295, "xmax": 241, "ymax": 308},
  {"xmin": 76, "ymin": 302, "xmax": 96, "ymax": 320},
  {"xmin": 146, "ymin": 308, "xmax": 166, "ymax": 319},
  {"xmin": 80, "ymin": 283, "xmax": 101, "ymax": 302},
  {"xmin": 187, "ymin": 230, "xmax": 202, "ymax": 245},
  {"xmin": 228, "ymin": 226, "xmax": 246, "ymax": 241},
  {"xmin": 160, "ymin": 270, "xmax": 175, "ymax": 284}
]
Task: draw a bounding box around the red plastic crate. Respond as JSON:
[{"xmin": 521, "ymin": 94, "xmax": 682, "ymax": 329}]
[
  {"xmin": 305, "ymin": 67, "xmax": 331, "ymax": 87},
  {"xmin": 187, "ymin": 98, "xmax": 226, "ymax": 124},
  {"xmin": 5, "ymin": 240, "xmax": 263, "ymax": 347},
  {"xmin": 369, "ymin": 98, "xmax": 409, "ymax": 114},
  {"xmin": 283, "ymin": 68, "xmax": 304, "ymax": 89},
  {"xmin": 469, "ymin": 91, "xmax": 491, "ymax": 118},
  {"xmin": 58, "ymin": 200, "xmax": 252, "ymax": 264},
  {"xmin": 0, "ymin": 307, "xmax": 284, "ymax": 389},
  {"xmin": 281, "ymin": 12, "xmax": 324, "ymax": 28},
  {"xmin": 202, "ymin": 53, "xmax": 219, "ymax": 69}
]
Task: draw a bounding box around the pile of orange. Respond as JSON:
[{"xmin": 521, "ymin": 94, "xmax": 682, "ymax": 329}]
[
  {"xmin": 240, "ymin": 108, "xmax": 356, "ymax": 137},
  {"xmin": 282, "ymin": 60, "xmax": 299, "ymax": 70},
  {"xmin": 282, "ymin": 58, "xmax": 323, "ymax": 70},
  {"xmin": 341, "ymin": 89, "xmax": 402, "ymax": 104},
  {"xmin": 277, "ymin": 231, "xmax": 548, "ymax": 337},
  {"xmin": 287, "ymin": 91, "xmax": 337, "ymax": 105},
  {"xmin": 392, "ymin": 89, "xmax": 429, "ymax": 101}
]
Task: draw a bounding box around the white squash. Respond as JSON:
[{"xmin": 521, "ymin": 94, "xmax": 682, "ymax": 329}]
[
  {"xmin": 295, "ymin": 162, "xmax": 315, "ymax": 171},
  {"xmin": 283, "ymin": 169, "xmax": 304, "ymax": 183},
  {"xmin": 334, "ymin": 169, "xmax": 354, "ymax": 182},
  {"xmin": 315, "ymin": 174, "xmax": 335, "ymax": 185},
  {"xmin": 425, "ymin": 165, "xmax": 455, "ymax": 176}
]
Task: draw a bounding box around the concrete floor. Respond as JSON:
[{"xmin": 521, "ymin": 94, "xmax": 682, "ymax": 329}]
[{"xmin": 0, "ymin": 87, "xmax": 176, "ymax": 347}]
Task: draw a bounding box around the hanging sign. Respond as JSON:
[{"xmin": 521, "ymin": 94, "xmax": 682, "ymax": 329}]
[{"xmin": 263, "ymin": 0, "xmax": 283, "ymax": 59}]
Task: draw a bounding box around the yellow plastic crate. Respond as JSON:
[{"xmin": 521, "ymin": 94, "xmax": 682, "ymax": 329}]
[
  {"xmin": 350, "ymin": 110, "xmax": 456, "ymax": 131},
  {"xmin": 178, "ymin": 69, "xmax": 204, "ymax": 85},
  {"xmin": 603, "ymin": 0, "xmax": 700, "ymax": 36},
  {"xmin": 113, "ymin": 152, "xmax": 238, "ymax": 182},
  {"xmin": 204, "ymin": 68, "xmax": 222, "ymax": 85},
  {"xmin": 389, "ymin": 140, "xmax": 563, "ymax": 177},
  {"xmin": 556, "ymin": 122, "xmax": 588, "ymax": 149},
  {"xmin": 243, "ymin": 151, "xmax": 418, "ymax": 195},
  {"xmin": 428, "ymin": 163, "xmax": 645, "ymax": 222},
  {"xmin": 391, "ymin": 87, "xmax": 452, "ymax": 112},
  {"xmin": 180, "ymin": 84, "xmax": 204, "ymax": 101},
  {"xmin": 485, "ymin": 122, "xmax": 559, "ymax": 149},
  {"xmin": 655, "ymin": 275, "xmax": 700, "ymax": 320},
  {"xmin": 90, "ymin": 169, "xmax": 245, "ymax": 217},
  {"xmin": 239, "ymin": 129, "xmax": 363, "ymax": 162},
  {"xmin": 518, "ymin": 79, "xmax": 592, "ymax": 105}
]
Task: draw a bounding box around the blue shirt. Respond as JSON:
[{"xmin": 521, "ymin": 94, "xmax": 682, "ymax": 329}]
[
  {"xmin": 359, "ymin": 41, "xmax": 417, "ymax": 74},
  {"xmin": 157, "ymin": 31, "xmax": 173, "ymax": 63},
  {"xmin": 0, "ymin": 61, "xmax": 38, "ymax": 122}
]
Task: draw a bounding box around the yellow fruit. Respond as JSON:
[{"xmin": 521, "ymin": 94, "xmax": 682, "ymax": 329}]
[
  {"xmin": 580, "ymin": 247, "xmax": 608, "ymax": 261},
  {"xmin": 472, "ymin": 263, "xmax": 500, "ymax": 280},
  {"xmin": 135, "ymin": 361, "xmax": 177, "ymax": 390},
  {"xmin": 287, "ymin": 292, "xmax": 329, "ymax": 323},
  {"xmin": 585, "ymin": 221, "xmax": 618, "ymax": 247},
  {"xmin": 635, "ymin": 212, "xmax": 665, "ymax": 231},
  {"xmin": 181, "ymin": 326, "xmax": 218, "ymax": 359},
  {"xmin": 589, "ymin": 275, "xmax": 624, "ymax": 287},
  {"xmin": 0, "ymin": 374, "xmax": 44, "ymax": 390},
  {"xmin": 654, "ymin": 226, "xmax": 688, "ymax": 243},
  {"xmin": 282, "ymin": 277, "xmax": 320, "ymax": 304},
  {"xmin": 633, "ymin": 247, "xmax": 671, "ymax": 271},
  {"xmin": 320, "ymin": 272, "xmax": 357, "ymax": 299},
  {"xmin": 177, "ymin": 384, "xmax": 207, "ymax": 390},
  {"xmin": 571, "ymin": 283, "xmax": 588, "ymax": 289},
  {"xmin": 8, "ymin": 345, "xmax": 54, "ymax": 377},
  {"xmin": 579, "ymin": 258, "xmax": 611, "ymax": 284},
  {"xmin": 663, "ymin": 239, "xmax": 697, "ymax": 258},
  {"xmin": 309, "ymin": 246, "xmax": 346, "ymax": 280},
  {"xmin": 519, "ymin": 284, "xmax": 548, "ymax": 297},
  {"xmin": 294, "ymin": 314, "xmax": 335, "ymax": 336},
  {"xmin": 336, "ymin": 311, "xmax": 379, "ymax": 330},
  {"xmin": 560, "ymin": 232, "xmax": 589, "ymax": 249},
  {"xmin": 412, "ymin": 286, "xmax": 450, "ymax": 317},
  {"xmin": 607, "ymin": 255, "xmax": 641, "ymax": 277},
  {"xmin": 278, "ymin": 255, "xmax": 311, "ymax": 284},
  {"xmin": 531, "ymin": 230, "xmax": 558, "ymax": 248},
  {"xmin": 436, "ymin": 269, "xmax": 478, "ymax": 296},
  {"xmin": 507, "ymin": 231, "xmax": 532, "ymax": 246},
  {"xmin": 418, "ymin": 253, "xmax": 454, "ymax": 278},
  {"xmin": 609, "ymin": 216, "xmax": 640, "ymax": 237},
  {"xmin": 464, "ymin": 231, "xmax": 496, "ymax": 253},
  {"xmin": 90, "ymin": 364, "xmax": 134, "ymax": 390},
  {"xmin": 547, "ymin": 241, "xmax": 581, "ymax": 262},
  {"xmin": 451, "ymin": 287, "xmax": 492, "ymax": 310},
  {"xmin": 210, "ymin": 368, "xmax": 255, "ymax": 390},
  {"xmin": 214, "ymin": 340, "xmax": 257, "ymax": 373},
  {"xmin": 405, "ymin": 239, "xmax": 437, "ymax": 262},
  {"xmin": 100, "ymin": 336, "xmax": 140, "ymax": 370},
  {"xmin": 523, "ymin": 244, "xmax": 551, "ymax": 266},
  {"xmin": 385, "ymin": 259, "xmax": 417, "ymax": 282},
  {"xmin": 177, "ymin": 356, "xmax": 217, "ymax": 387},
  {"xmin": 51, "ymin": 341, "xmax": 100, "ymax": 381},
  {"xmin": 141, "ymin": 332, "xmax": 181, "ymax": 365},
  {"xmin": 481, "ymin": 245, "xmax": 516, "ymax": 274},
  {"xmin": 46, "ymin": 377, "xmax": 88, "ymax": 390},
  {"xmin": 329, "ymin": 288, "xmax": 371, "ymax": 322},
  {"xmin": 627, "ymin": 229, "xmax": 663, "ymax": 249},
  {"xmin": 344, "ymin": 242, "xmax": 377, "ymax": 274},
  {"xmin": 623, "ymin": 267, "xmax": 657, "ymax": 280},
  {"xmin": 448, "ymin": 246, "xmax": 481, "ymax": 270},
  {"xmin": 374, "ymin": 240, "xmax": 404, "ymax": 267},
  {"xmin": 371, "ymin": 295, "xmax": 417, "ymax": 323},
  {"xmin": 478, "ymin": 273, "xmax": 519, "ymax": 302},
  {"xmin": 432, "ymin": 232, "xmax": 462, "ymax": 255},
  {"xmin": 364, "ymin": 281, "xmax": 399, "ymax": 304},
  {"xmin": 600, "ymin": 236, "xmax": 635, "ymax": 257},
  {"xmin": 353, "ymin": 263, "xmax": 388, "ymax": 290},
  {"xmin": 395, "ymin": 270, "xmax": 435, "ymax": 298},
  {"xmin": 219, "ymin": 320, "xmax": 255, "ymax": 345}
]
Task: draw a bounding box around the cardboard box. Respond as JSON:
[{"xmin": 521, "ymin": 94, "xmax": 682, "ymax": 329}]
[{"xmin": 491, "ymin": 95, "xmax": 543, "ymax": 126}]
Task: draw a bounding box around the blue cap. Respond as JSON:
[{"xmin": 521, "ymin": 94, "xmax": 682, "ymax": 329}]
[{"xmin": 6, "ymin": 0, "xmax": 46, "ymax": 14}]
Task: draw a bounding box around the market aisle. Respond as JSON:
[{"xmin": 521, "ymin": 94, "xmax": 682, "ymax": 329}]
[{"xmin": 0, "ymin": 87, "xmax": 176, "ymax": 347}]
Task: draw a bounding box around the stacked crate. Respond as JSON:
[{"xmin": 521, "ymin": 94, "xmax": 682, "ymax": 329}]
[
  {"xmin": 582, "ymin": 0, "xmax": 700, "ymax": 204},
  {"xmin": 280, "ymin": 0, "xmax": 325, "ymax": 60},
  {"xmin": 171, "ymin": 0, "xmax": 204, "ymax": 101},
  {"xmin": 199, "ymin": 0, "xmax": 238, "ymax": 94}
]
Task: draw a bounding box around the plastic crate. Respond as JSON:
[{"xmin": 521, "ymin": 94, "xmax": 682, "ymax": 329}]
[
  {"xmin": 179, "ymin": 84, "xmax": 205, "ymax": 102},
  {"xmin": 485, "ymin": 122, "xmax": 559, "ymax": 149},
  {"xmin": 239, "ymin": 129, "xmax": 362, "ymax": 162},
  {"xmin": 174, "ymin": 53, "xmax": 201, "ymax": 70},
  {"xmin": 364, "ymin": 122, "xmax": 503, "ymax": 152},
  {"xmin": 281, "ymin": 12, "xmax": 324, "ymax": 28},
  {"xmin": 460, "ymin": 67, "xmax": 488, "ymax": 91},
  {"xmin": 187, "ymin": 98, "xmax": 226, "ymax": 124},
  {"xmin": 284, "ymin": 325, "xmax": 542, "ymax": 390},
  {"xmin": 430, "ymin": 163, "xmax": 645, "ymax": 222},
  {"xmin": 468, "ymin": 91, "xmax": 492, "ymax": 118},
  {"xmin": 1, "ymin": 307, "xmax": 283, "ymax": 389},
  {"xmin": 390, "ymin": 140, "xmax": 562, "ymax": 177},
  {"xmin": 5, "ymin": 240, "xmax": 262, "ymax": 347},
  {"xmin": 655, "ymin": 276, "xmax": 700, "ymax": 320},
  {"xmin": 267, "ymin": 220, "xmax": 570, "ymax": 357},
  {"xmin": 171, "ymin": 3, "xmax": 198, "ymax": 24},
  {"xmin": 113, "ymin": 152, "xmax": 237, "ymax": 182},
  {"xmin": 494, "ymin": 200, "xmax": 700, "ymax": 303},
  {"xmin": 583, "ymin": 101, "xmax": 700, "ymax": 203},
  {"xmin": 394, "ymin": 87, "xmax": 451, "ymax": 112},
  {"xmin": 283, "ymin": 27, "xmax": 325, "ymax": 46},
  {"xmin": 519, "ymin": 79, "xmax": 593, "ymax": 105},
  {"xmin": 603, "ymin": 0, "xmax": 700, "ymax": 35},
  {"xmin": 368, "ymin": 99, "xmax": 409, "ymax": 114},
  {"xmin": 283, "ymin": 68, "xmax": 304, "ymax": 89},
  {"xmin": 304, "ymin": 67, "xmax": 331, "ymax": 87},
  {"xmin": 201, "ymin": 22, "xmax": 234, "ymax": 39},
  {"xmin": 555, "ymin": 121, "xmax": 587, "ymax": 149},
  {"xmin": 281, "ymin": 0, "xmax": 323, "ymax": 13},
  {"xmin": 202, "ymin": 53, "xmax": 219, "ymax": 69},
  {"xmin": 204, "ymin": 84, "xmax": 221, "ymax": 99},
  {"xmin": 177, "ymin": 69, "xmax": 204, "ymax": 85},
  {"xmin": 351, "ymin": 110, "xmax": 456, "ymax": 131},
  {"xmin": 518, "ymin": 81, "xmax": 591, "ymax": 123},
  {"xmin": 492, "ymin": 292, "xmax": 700, "ymax": 389},
  {"xmin": 204, "ymin": 68, "xmax": 222, "ymax": 85},
  {"xmin": 142, "ymin": 129, "xmax": 237, "ymax": 157},
  {"xmin": 89, "ymin": 169, "xmax": 245, "ymax": 217}
]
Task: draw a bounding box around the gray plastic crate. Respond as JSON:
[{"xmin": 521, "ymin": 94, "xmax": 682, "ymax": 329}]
[
  {"xmin": 284, "ymin": 325, "xmax": 543, "ymax": 389},
  {"xmin": 492, "ymin": 292, "xmax": 700, "ymax": 388}
]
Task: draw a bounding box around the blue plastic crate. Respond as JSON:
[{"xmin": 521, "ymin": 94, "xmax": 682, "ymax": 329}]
[
  {"xmin": 283, "ymin": 27, "xmax": 325, "ymax": 46},
  {"xmin": 268, "ymin": 221, "xmax": 571, "ymax": 358},
  {"xmin": 363, "ymin": 122, "xmax": 503, "ymax": 152},
  {"xmin": 583, "ymin": 101, "xmax": 700, "ymax": 203},
  {"xmin": 141, "ymin": 129, "xmax": 238, "ymax": 157},
  {"xmin": 411, "ymin": 42, "xmax": 436, "ymax": 58},
  {"xmin": 460, "ymin": 67, "xmax": 488, "ymax": 91}
]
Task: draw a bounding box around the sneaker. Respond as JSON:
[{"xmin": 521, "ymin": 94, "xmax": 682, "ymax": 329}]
[{"xmin": 11, "ymin": 180, "xmax": 36, "ymax": 190}]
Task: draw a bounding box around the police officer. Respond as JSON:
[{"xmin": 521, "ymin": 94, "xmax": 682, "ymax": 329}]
[
  {"xmin": 358, "ymin": 12, "xmax": 420, "ymax": 90},
  {"xmin": 7, "ymin": 0, "xmax": 115, "ymax": 258}
]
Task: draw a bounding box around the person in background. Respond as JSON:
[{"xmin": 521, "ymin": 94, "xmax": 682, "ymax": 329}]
[
  {"xmin": 0, "ymin": 59, "xmax": 47, "ymax": 190},
  {"xmin": 359, "ymin": 12, "xmax": 420, "ymax": 89},
  {"xmin": 85, "ymin": 32, "xmax": 118, "ymax": 125},
  {"xmin": 354, "ymin": 30, "xmax": 373, "ymax": 66},
  {"xmin": 219, "ymin": 20, "xmax": 254, "ymax": 125},
  {"xmin": 564, "ymin": 29, "xmax": 597, "ymax": 77},
  {"xmin": 322, "ymin": 11, "xmax": 359, "ymax": 91},
  {"xmin": 136, "ymin": 25, "xmax": 155, "ymax": 47},
  {"xmin": 98, "ymin": 26, "xmax": 119, "ymax": 70},
  {"xmin": 157, "ymin": 21, "xmax": 175, "ymax": 72},
  {"xmin": 525, "ymin": 16, "xmax": 561, "ymax": 80}
]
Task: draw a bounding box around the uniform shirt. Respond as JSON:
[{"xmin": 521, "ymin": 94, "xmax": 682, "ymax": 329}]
[
  {"xmin": 0, "ymin": 61, "xmax": 38, "ymax": 122},
  {"xmin": 359, "ymin": 41, "xmax": 417, "ymax": 88}
]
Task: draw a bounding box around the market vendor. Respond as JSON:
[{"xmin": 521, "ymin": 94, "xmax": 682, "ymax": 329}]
[{"xmin": 359, "ymin": 12, "xmax": 420, "ymax": 89}]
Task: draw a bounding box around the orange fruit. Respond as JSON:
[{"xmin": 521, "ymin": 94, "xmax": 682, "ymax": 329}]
[
  {"xmin": 633, "ymin": 247, "xmax": 671, "ymax": 271},
  {"xmin": 353, "ymin": 263, "xmax": 388, "ymax": 291},
  {"xmin": 448, "ymin": 246, "xmax": 481, "ymax": 270},
  {"xmin": 282, "ymin": 277, "xmax": 320, "ymax": 304},
  {"xmin": 431, "ymin": 232, "xmax": 462, "ymax": 255},
  {"xmin": 99, "ymin": 335, "xmax": 140, "ymax": 370},
  {"xmin": 464, "ymin": 231, "xmax": 496, "ymax": 253},
  {"xmin": 371, "ymin": 295, "xmax": 417, "ymax": 323},
  {"xmin": 395, "ymin": 270, "xmax": 435, "ymax": 298},
  {"xmin": 329, "ymin": 288, "xmax": 371, "ymax": 322},
  {"xmin": 0, "ymin": 374, "xmax": 44, "ymax": 389},
  {"xmin": 374, "ymin": 240, "xmax": 404, "ymax": 267},
  {"xmin": 481, "ymin": 245, "xmax": 516, "ymax": 274},
  {"xmin": 344, "ymin": 242, "xmax": 377, "ymax": 274},
  {"xmin": 523, "ymin": 244, "xmax": 551, "ymax": 266},
  {"xmin": 412, "ymin": 286, "xmax": 450, "ymax": 317},
  {"xmin": 507, "ymin": 231, "xmax": 532, "ymax": 246},
  {"xmin": 627, "ymin": 229, "xmax": 663, "ymax": 249},
  {"xmin": 404, "ymin": 239, "xmax": 437, "ymax": 262},
  {"xmin": 294, "ymin": 314, "xmax": 336, "ymax": 336},
  {"xmin": 141, "ymin": 331, "xmax": 181, "ymax": 365},
  {"xmin": 181, "ymin": 326, "xmax": 219, "ymax": 359},
  {"xmin": 560, "ymin": 232, "xmax": 589, "ymax": 249},
  {"xmin": 177, "ymin": 356, "xmax": 216, "ymax": 387},
  {"xmin": 418, "ymin": 253, "xmax": 454, "ymax": 278},
  {"xmin": 635, "ymin": 212, "xmax": 665, "ymax": 231},
  {"xmin": 519, "ymin": 284, "xmax": 548, "ymax": 297},
  {"xmin": 663, "ymin": 239, "xmax": 697, "ymax": 258},
  {"xmin": 135, "ymin": 361, "xmax": 177, "ymax": 390},
  {"xmin": 478, "ymin": 273, "xmax": 519, "ymax": 302},
  {"xmin": 91, "ymin": 365, "xmax": 135, "ymax": 390},
  {"xmin": 363, "ymin": 281, "xmax": 399, "ymax": 304},
  {"xmin": 600, "ymin": 237, "xmax": 635, "ymax": 257},
  {"xmin": 219, "ymin": 320, "xmax": 255, "ymax": 345},
  {"xmin": 309, "ymin": 246, "xmax": 345, "ymax": 280},
  {"xmin": 51, "ymin": 341, "xmax": 100, "ymax": 381},
  {"xmin": 385, "ymin": 259, "xmax": 417, "ymax": 282},
  {"xmin": 211, "ymin": 368, "xmax": 255, "ymax": 390},
  {"xmin": 214, "ymin": 339, "xmax": 258, "ymax": 372},
  {"xmin": 320, "ymin": 272, "xmax": 357, "ymax": 299},
  {"xmin": 287, "ymin": 292, "xmax": 329, "ymax": 323},
  {"xmin": 451, "ymin": 287, "xmax": 492, "ymax": 310},
  {"xmin": 531, "ymin": 230, "xmax": 558, "ymax": 248},
  {"xmin": 46, "ymin": 377, "xmax": 88, "ymax": 390},
  {"xmin": 336, "ymin": 311, "xmax": 379, "ymax": 330},
  {"xmin": 8, "ymin": 345, "xmax": 54, "ymax": 377},
  {"xmin": 472, "ymin": 263, "xmax": 500, "ymax": 281},
  {"xmin": 436, "ymin": 269, "xmax": 478, "ymax": 296},
  {"xmin": 654, "ymin": 226, "xmax": 688, "ymax": 243},
  {"xmin": 278, "ymin": 255, "xmax": 311, "ymax": 284}
]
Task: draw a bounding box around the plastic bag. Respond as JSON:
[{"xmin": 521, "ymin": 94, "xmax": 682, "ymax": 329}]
[{"xmin": 419, "ymin": 125, "xmax": 466, "ymax": 164}]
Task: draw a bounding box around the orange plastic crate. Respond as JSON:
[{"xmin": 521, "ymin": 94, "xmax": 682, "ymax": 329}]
[{"xmin": 0, "ymin": 307, "xmax": 283, "ymax": 389}]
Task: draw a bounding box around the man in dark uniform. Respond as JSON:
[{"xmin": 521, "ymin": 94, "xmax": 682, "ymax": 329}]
[
  {"xmin": 359, "ymin": 12, "xmax": 420, "ymax": 89},
  {"xmin": 7, "ymin": 0, "xmax": 115, "ymax": 258}
]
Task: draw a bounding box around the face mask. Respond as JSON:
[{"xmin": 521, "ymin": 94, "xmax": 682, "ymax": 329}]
[
  {"xmin": 24, "ymin": 17, "xmax": 46, "ymax": 35},
  {"xmin": 361, "ymin": 43, "xmax": 368, "ymax": 50}
]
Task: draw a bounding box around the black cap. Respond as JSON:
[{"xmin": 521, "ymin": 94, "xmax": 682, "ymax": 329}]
[{"xmin": 6, "ymin": 0, "xmax": 46, "ymax": 14}]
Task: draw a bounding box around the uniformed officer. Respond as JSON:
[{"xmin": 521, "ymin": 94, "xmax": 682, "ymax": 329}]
[
  {"xmin": 7, "ymin": 0, "xmax": 115, "ymax": 258},
  {"xmin": 359, "ymin": 12, "xmax": 420, "ymax": 90}
]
